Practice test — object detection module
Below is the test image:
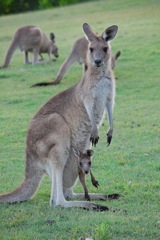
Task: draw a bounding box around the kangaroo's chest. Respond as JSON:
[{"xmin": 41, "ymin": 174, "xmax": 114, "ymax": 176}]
[{"xmin": 93, "ymin": 77, "xmax": 112, "ymax": 124}]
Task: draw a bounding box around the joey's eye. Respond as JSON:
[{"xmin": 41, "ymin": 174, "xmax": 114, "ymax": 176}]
[
  {"xmin": 79, "ymin": 162, "xmax": 82, "ymax": 166},
  {"xmin": 103, "ymin": 47, "xmax": 108, "ymax": 53},
  {"xmin": 89, "ymin": 47, "xmax": 94, "ymax": 53},
  {"xmin": 88, "ymin": 161, "xmax": 91, "ymax": 165}
]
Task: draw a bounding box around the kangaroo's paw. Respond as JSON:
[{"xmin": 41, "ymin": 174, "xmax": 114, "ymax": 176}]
[
  {"xmin": 90, "ymin": 136, "xmax": 99, "ymax": 147},
  {"xmin": 107, "ymin": 131, "xmax": 112, "ymax": 146}
]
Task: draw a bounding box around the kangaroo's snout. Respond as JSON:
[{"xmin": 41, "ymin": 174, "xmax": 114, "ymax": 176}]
[
  {"xmin": 94, "ymin": 59, "xmax": 102, "ymax": 67},
  {"xmin": 85, "ymin": 170, "xmax": 89, "ymax": 174}
]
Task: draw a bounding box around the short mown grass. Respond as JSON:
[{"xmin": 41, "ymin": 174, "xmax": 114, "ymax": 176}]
[{"xmin": 0, "ymin": 0, "xmax": 160, "ymax": 239}]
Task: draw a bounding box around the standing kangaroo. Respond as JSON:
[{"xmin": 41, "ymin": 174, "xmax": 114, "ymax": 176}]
[
  {"xmin": 0, "ymin": 23, "xmax": 121, "ymax": 211},
  {"xmin": 1, "ymin": 25, "xmax": 59, "ymax": 68},
  {"xmin": 32, "ymin": 36, "xmax": 121, "ymax": 87},
  {"xmin": 78, "ymin": 149, "xmax": 99, "ymax": 201}
]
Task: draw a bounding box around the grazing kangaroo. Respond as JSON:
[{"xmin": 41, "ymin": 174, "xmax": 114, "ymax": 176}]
[
  {"xmin": 1, "ymin": 25, "xmax": 58, "ymax": 68},
  {"xmin": 0, "ymin": 23, "xmax": 121, "ymax": 211},
  {"xmin": 78, "ymin": 149, "xmax": 99, "ymax": 201},
  {"xmin": 32, "ymin": 36, "xmax": 121, "ymax": 87}
]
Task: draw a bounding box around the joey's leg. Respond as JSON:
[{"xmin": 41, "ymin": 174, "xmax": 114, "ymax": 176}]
[
  {"xmin": 90, "ymin": 170, "xmax": 99, "ymax": 188},
  {"xmin": 79, "ymin": 170, "xmax": 90, "ymax": 201},
  {"xmin": 106, "ymin": 102, "xmax": 113, "ymax": 146}
]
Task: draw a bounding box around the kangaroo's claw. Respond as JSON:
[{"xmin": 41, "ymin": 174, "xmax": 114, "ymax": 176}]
[
  {"xmin": 90, "ymin": 136, "xmax": 99, "ymax": 147},
  {"xmin": 107, "ymin": 133, "xmax": 112, "ymax": 146}
]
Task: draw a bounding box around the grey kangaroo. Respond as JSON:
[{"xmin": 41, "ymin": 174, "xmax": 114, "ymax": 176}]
[
  {"xmin": 78, "ymin": 149, "xmax": 99, "ymax": 201},
  {"xmin": 32, "ymin": 36, "xmax": 121, "ymax": 87},
  {"xmin": 1, "ymin": 25, "xmax": 58, "ymax": 68},
  {"xmin": 0, "ymin": 23, "xmax": 121, "ymax": 211}
]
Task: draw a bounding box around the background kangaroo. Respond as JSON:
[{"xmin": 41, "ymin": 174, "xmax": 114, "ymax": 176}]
[
  {"xmin": 32, "ymin": 36, "xmax": 121, "ymax": 87},
  {"xmin": 0, "ymin": 23, "xmax": 121, "ymax": 211},
  {"xmin": 1, "ymin": 25, "xmax": 59, "ymax": 68},
  {"xmin": 78, "ymin": 149, "xmax": 99, "ymax": 201}
]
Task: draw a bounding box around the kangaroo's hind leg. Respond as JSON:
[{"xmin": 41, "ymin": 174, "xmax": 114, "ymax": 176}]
[{"xmin": 24, "ymin": 51, "xmax": 30, "ymax": 64}]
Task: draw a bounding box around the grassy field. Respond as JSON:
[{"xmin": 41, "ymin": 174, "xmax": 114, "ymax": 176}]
[{"xmin": 0, "ymin": 0, "xmax": 160, "ymax": 239}]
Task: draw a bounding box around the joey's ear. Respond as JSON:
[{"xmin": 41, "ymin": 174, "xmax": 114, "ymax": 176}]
[
  {"xmin": 50, "ymin": 33, "xmax": 55, "ymax": 42},
  {"xmin": 82, "ymin": 23, "xmax": 96, "ymax": 42},
  {"xmin": 102, "ymin": 25, "xmax": 118, "ymax": 42},
  {"xmin": 86, "ymin": 149, "xmax": 94, "ymax": 157}
]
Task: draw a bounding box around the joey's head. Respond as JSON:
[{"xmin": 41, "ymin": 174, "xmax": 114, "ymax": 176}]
[
  {"xmin": 78, "ymin": 150, "xmax": 94, "ymax": 174},
  {"xmin": 83, "ymin": 23, "xmax": 118, "ymax": 68},
  {"xmin": 49, "ymin": 33, "xmax": 59, "ymax": 58}
]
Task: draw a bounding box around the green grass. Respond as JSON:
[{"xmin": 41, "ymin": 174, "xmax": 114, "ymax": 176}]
[{"xmin": 0, "ymin": 0, "xmax": 160, "ymax": 239}]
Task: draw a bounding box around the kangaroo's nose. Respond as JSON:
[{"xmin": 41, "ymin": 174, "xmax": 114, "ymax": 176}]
[
  {"xmin": 85, "ymin": 170, "xmax": 89, "ymax": 174},
  {"xmin": 95, "ymin": 59, "xmax": 101, "ymax": 66}
]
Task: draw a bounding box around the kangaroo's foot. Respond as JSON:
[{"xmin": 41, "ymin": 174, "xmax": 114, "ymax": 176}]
[{"xmin": 73, "ymin": 193, "xmax": 123, "ymax": 201}]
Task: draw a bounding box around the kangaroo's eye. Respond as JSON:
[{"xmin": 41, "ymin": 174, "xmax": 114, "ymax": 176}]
[
  {"xmin": 103, "ymin": 47, "xmax": 108, "ymax": 53},
  {"xmin": 89, "ymin": 47, "xmax": 94, "ymax": 53},
  {"xmin": 79, "ymin": 162, "xmax": 82, "ymax": 166},
  {"xmin": 88, "ymin": 161, "xmax": 91, "ymax": 165}
]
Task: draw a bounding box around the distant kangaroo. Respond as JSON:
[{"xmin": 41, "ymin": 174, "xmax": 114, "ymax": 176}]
[
  {"xmin": 1, "ymin": 25, "xmax": 59, "ymax": 68},
  {"xmin": 78, "ymin": 149, "xmax": 99, "ymax": 201},
  {"xmin": 32, "ymin": 36, "xmax": 121, "ymax": 87},
  {"xmin": 0, "ymin": 23, "xmax": 121, "ymax": 211}
]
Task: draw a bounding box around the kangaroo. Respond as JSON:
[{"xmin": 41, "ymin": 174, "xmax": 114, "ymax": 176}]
[
  {"xmin": 0, "ymin": 23, "xmax": 121, "ymax": 211},
  {"xmin": 1, "ymin": 25, "xmax": 59, "ymax": 68},
  {"xmin": 31, "ymin": 36, "xmax": 121, "ymax": 87},
  {"xmin": 78, "ymin": 149, "xmax": 99, "ymax": 201}
]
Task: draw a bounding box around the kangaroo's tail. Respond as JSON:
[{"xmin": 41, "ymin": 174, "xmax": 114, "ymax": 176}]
[
  {"xmin": 31, "ymin": 49, "xmax": 76, "ymax": 87},
  {"xmin": 1, "ymin": 37, "xmax": 18, "ymax": 68},
  {"xmin": 0, "ymin": 163, "xmax": 43, "ymax": 203},
  {"xmin": 31, "ymin": 81, "xmax": 56, "ymax": 87},
  {"xmin": 114, "ymin": 50, "xmax": 121, "ymax": 60}
]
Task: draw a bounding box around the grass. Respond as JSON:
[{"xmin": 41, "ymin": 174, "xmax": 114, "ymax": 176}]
[{"xmin": 0, "ymin": 0, "xmax": 160, "ymax": 239}]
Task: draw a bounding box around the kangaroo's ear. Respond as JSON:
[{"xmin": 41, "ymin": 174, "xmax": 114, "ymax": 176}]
[
  {"xmin": 86, "ymin": 149, "xmax": 94, "ymax": 157},
  {"xmin": 102, "ymin": 25, "xmax": 118, "ymax": 42},
  {"xmin": 50, "ymin": 33, "xmax": 55, "ymax": 42},
  {"xmin": 83, "ymin": 23, "xmax": 96, "ymax": 42}
]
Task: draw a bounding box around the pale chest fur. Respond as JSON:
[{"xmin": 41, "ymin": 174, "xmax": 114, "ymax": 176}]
[{"xmin": 92, "ymin": 77, "xmax": 113, "ymax": 125}]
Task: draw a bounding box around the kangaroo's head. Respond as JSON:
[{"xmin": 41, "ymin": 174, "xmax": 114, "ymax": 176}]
[
  {"xmin": 83, "ymin": 23, "xmax": 118, "ymax": 68},
  {"xmin": 49, "ymin": 33, "xmax": 59, "ymax": 58},
  {"xmin": 78, "ymin": 149, "xmax": 94, "ymax": 174}
]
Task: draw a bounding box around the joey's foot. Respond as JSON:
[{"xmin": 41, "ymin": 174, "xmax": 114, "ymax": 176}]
[
  {"xmin": 90, "ymin": 136, "xmax": 99, "ymax": 147},
  {"xmin": 92, "ymin": 179, "xmax": 99, "ymax": 188},
  {"xmin": 84, "ymin": 195, "xmax": 91, "ymax": 201}
]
